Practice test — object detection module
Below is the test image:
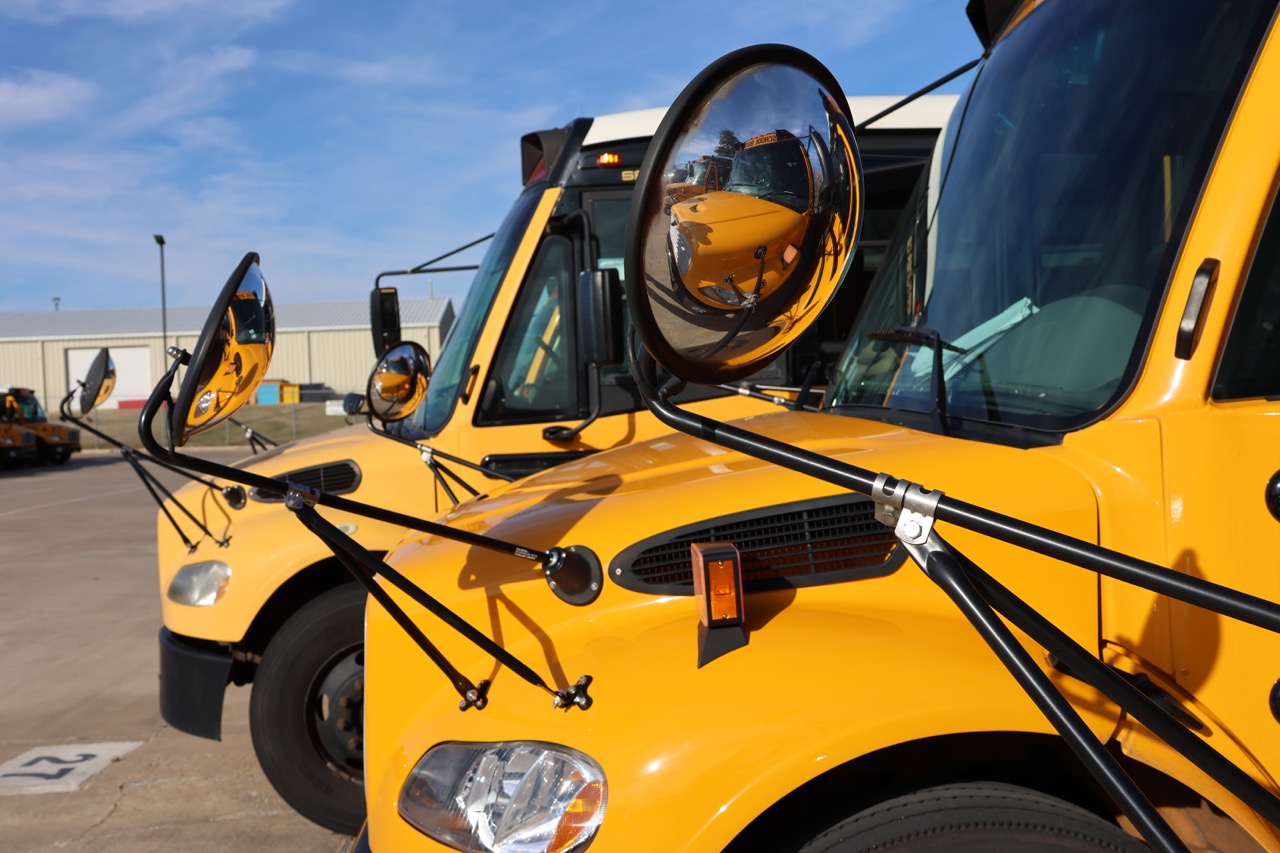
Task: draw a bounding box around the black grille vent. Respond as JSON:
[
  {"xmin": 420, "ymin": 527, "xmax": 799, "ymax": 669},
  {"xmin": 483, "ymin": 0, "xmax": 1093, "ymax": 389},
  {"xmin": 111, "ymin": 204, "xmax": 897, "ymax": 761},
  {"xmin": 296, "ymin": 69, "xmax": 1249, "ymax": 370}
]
[
  {"xmin": 250, "ymin": 460, "xmax": 361, "ymax": 502},
  {"xmin": 612, "ymin": 495, "xmax": 903, "ymax": 595}
]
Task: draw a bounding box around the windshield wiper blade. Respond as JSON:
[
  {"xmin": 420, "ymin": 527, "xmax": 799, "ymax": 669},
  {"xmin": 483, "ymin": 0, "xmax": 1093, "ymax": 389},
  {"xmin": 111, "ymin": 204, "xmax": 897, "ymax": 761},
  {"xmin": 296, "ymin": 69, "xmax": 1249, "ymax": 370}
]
[{"xmin": 867, "ymin": 325, "xmax": 969, "ymax": 436}]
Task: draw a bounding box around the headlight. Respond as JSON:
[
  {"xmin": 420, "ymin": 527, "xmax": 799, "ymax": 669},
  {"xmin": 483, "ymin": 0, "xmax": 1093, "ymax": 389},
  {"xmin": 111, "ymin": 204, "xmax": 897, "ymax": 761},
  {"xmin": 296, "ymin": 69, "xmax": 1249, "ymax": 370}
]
[
  {"xmin": 1, "ymin": 437, "xmax": 12, "ymax": 445},
  {"xmin": 399, "ymin": 741, "xmax": 606, "ymax": 853},
  {"xmin": 195, "ymin": 390, "xmax": 215, "ymax": 417},
  {"xmin": 167, "ymin": 561, "xmax": 232, "ymax": 606},
  {"xmin": 699, "ymin": 285, "xmax": 746, "ymax": 307}
]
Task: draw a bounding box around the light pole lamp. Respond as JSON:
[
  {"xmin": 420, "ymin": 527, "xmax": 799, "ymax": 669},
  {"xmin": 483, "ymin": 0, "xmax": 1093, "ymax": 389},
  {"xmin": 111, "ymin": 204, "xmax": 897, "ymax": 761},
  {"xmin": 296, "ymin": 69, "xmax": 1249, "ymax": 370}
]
[{"xmin": 154, "ymin": 234, "xmax": 167, "ymax": 352}]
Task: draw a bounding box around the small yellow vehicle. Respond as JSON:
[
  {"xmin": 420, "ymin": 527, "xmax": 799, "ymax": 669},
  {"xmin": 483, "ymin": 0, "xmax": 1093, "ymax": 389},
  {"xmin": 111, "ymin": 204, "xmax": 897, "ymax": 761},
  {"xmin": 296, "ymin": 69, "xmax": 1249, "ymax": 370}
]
[
  {"xmin": 667, "ymin": 130, "xmax": 819, "ymax": 311},
  {"xmin": 0, "ymin": 385, "xmax": 80, "ymax": 463},
  {"xmin": 0, "ymin": 420, "xmax": 37, "ymax": 465},
  {"xmin": 664, "ymin": 154, "xmax": 732, "ymax": 206}
]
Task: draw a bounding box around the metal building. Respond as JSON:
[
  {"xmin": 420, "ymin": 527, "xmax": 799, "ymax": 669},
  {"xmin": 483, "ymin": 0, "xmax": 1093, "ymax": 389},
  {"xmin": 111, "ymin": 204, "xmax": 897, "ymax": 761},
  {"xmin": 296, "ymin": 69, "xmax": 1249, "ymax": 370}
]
[{"xmin": 0, "ymin": 297, "xmax": 453, "ymax": 411}]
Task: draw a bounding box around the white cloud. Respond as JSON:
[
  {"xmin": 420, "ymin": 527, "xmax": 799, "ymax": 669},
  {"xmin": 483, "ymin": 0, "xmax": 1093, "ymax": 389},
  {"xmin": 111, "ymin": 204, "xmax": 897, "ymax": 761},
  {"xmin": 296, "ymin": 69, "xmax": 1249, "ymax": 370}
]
[
  {"xmin": 271, "ymin": 51, "xmax": 443, "ymax": 87},
  {"xmin": 2, "ymin": 0, "xmax": 292, "ymax": 24},
  {"xmin": 112, "ymin": 45, "xmax": 255, "ymax": 135},
  {"xmin": 0, "ymin": 70, "xmax": 96, "ymax": 126}
]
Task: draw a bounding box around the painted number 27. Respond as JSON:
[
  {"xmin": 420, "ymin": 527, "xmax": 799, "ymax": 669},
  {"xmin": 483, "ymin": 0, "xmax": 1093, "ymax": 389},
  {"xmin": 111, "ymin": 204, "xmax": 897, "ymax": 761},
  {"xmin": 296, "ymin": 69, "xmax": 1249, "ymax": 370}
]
[{"xmin": 1, "ymin": 752, "xmax": 96, "ymax": 781}]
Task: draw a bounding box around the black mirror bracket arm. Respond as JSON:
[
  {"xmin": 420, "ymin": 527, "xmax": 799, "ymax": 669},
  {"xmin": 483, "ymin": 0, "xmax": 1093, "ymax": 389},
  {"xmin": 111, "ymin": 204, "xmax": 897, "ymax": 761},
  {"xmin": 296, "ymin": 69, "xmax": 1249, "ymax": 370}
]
[{"xmin": 284, "ymin": 487, "xmax": 592, "ymax": 712}]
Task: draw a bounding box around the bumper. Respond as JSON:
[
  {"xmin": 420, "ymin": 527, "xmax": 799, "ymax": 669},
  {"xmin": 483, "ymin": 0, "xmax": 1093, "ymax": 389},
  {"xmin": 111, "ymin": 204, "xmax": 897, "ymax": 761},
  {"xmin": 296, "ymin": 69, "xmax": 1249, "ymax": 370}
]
[
  {"xmin": 1, "ymin": 446, "xmax": 35, "ymax": 462},
  {"xmin": 158, "ymin": 627, "xmax": 234, "ymax": 740}
]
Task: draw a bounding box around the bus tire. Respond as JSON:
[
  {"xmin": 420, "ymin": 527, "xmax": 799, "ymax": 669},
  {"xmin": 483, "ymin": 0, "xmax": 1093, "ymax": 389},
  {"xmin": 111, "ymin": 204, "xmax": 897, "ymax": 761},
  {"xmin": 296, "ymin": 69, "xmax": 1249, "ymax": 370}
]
[
  {"xmin": 799, "ymin": 781, "xmax": 1148, "ymax": 852},
  {"xmin": 249, "ymin": 583, "xmax": 366, "ymax": 836}
]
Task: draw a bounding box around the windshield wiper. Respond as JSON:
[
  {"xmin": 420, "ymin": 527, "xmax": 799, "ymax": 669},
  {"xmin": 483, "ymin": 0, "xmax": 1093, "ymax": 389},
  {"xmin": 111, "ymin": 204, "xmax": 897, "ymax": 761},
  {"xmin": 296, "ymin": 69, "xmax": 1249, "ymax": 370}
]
[{"xmin": 866, "ymin": 325, "xmax": 968, "ymax": 437}]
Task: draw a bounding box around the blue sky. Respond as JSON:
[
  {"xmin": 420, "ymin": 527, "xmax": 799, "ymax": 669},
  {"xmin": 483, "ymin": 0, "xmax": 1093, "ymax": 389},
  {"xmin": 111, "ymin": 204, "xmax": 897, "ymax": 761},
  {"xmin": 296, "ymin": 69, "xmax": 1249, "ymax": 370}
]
[{"xmin": 0, "ymin": 0, "xmax": 980, "ymax": 317}]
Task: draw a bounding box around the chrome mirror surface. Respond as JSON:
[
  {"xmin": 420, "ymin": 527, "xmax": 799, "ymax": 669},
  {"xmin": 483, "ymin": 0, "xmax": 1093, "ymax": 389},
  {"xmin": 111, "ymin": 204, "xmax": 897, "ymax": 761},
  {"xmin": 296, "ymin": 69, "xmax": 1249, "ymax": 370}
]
[
  {"xmin": 367, "ymin": 340, "xmax": 431, "ymax": 424},
  {"xmin": 626, "ymin": 45, "xmax": 864, "ymax": 384},
  {"xmin": 170, "ymin": 252, "xmax": 275, "ymax": 446}
]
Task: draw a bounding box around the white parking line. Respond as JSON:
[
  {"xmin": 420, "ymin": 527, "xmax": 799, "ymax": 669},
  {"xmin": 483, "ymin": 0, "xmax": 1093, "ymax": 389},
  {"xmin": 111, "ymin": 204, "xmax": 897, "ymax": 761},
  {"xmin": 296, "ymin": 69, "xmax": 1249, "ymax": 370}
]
[
  {"xmin": 0, "ymin": 742, "xmax": 143, "ymax": 794},
  {"xmin": 0, "ymin": 486, "xmax": 137, "ymax": 517}
]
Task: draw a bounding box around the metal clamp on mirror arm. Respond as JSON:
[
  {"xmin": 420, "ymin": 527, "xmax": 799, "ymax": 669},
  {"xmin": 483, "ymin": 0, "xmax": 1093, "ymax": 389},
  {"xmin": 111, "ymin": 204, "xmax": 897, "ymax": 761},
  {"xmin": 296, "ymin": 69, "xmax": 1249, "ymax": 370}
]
[
  {"xmin": 872, "ymin": 473, "xmax": 942, "ymax": 545},
  {"xmin": 283, "ymin": 483, "xmax": 322, "ymax": 510}
]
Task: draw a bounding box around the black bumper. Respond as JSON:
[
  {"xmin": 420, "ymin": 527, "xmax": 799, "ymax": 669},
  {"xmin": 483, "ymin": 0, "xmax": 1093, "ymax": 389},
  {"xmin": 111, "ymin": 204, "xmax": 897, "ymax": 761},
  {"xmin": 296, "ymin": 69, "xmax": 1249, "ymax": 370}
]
[{"xmin": 158, "ymin": 627, "xmax": 234, "ymax": 740}]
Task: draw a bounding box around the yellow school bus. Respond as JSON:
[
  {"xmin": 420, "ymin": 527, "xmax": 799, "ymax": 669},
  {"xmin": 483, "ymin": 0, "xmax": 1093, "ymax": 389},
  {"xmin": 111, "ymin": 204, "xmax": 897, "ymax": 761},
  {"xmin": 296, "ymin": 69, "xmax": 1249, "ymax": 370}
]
[
  {"xmin": 354, "ymin": 3, "xmax": 1280, "ymax": 850},
  {"xmin": 0, "ymin": 386, "xmax": 80, "ymax": 464},
  {"xmin": 155, "ymin": 102, "xmax": 952, "ymax": 835}
]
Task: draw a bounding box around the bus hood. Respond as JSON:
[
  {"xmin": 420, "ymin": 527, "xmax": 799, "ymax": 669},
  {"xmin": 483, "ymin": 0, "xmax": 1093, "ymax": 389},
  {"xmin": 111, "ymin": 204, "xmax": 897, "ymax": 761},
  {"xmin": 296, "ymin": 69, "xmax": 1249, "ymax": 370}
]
[{"xmin": 395, "ymin": 410, "xmax": 1103, "ymax": 590}]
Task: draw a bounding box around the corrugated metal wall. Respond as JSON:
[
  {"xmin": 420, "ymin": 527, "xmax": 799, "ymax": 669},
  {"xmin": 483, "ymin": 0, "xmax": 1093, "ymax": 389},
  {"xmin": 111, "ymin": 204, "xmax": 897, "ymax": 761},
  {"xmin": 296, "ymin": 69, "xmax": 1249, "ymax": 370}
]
[{"xmin": 0, "ymin": 322, "xmax": 445, "ymax": 411}]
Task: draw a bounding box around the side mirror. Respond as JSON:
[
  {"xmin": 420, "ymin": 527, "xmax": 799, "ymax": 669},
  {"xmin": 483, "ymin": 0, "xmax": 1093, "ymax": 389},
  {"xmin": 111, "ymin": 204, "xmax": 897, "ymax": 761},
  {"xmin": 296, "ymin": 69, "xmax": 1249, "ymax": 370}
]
[
  {"xmin": 576, "ymin": 268, "xmax": 624, "ymax": 366},
  {"xmin": 366, "ymin": 341, "xmax": 430, "ymax": 424},
  {"xmin": 624, "ymin": 44, "xmax": 863, "ymax": 385},
  {"xmin": 79, "ymin": 348, "xmax": 116, "ymax": 416},
  {"xmin": 169, "ymin": 252, "xmax": 275, "ymax": 447},
  {"xmin": 370, "ymin": 286, "xmax": 401, "ymax": 355}
]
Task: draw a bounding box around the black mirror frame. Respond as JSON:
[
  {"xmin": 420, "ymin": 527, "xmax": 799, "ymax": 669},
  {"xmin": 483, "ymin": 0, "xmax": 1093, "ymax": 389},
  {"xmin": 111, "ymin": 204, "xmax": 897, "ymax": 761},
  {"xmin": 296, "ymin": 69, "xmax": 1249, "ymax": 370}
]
[
  {"xmin": 624, "ymin": 43, "xmax": 859, "ymax": 385},
  {"xmin": 168, "ymin": 251, "xmax": 263, "ymax": 450},
  {"xmin": 365, "ymin": 340, "xmax": 431, "ymax": 425},
  {"xmin": 79, "ymin": 347, "xmax": 116, "ymax": 416}
]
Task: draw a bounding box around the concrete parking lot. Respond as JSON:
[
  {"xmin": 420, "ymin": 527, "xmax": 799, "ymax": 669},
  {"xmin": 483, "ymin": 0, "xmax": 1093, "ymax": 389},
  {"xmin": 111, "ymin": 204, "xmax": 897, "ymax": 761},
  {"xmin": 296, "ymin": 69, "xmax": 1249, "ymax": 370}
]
[{"xmin": 0, "ymin": 449, "xmax": 353, "ymax": 852}]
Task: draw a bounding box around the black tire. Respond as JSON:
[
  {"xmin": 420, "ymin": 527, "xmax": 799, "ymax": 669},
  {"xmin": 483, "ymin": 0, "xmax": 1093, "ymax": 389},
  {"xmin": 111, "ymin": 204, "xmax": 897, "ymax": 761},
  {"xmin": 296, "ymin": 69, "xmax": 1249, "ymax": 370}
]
[
  {"xmin": 250, "ymin": 584, "xmax": 367, "ymax": 836},
  {"xmin": 799, "ymin": 782, "xmax": 1148, "ymax": 852}
]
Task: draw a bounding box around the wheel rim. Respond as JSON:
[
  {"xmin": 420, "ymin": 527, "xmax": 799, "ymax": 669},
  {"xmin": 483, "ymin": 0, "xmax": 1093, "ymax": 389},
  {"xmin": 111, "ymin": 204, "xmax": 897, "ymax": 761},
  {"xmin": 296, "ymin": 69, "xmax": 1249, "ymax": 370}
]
[{"xmin": 307, "ymin": 645, "xmax": 364, "ymax": 782}]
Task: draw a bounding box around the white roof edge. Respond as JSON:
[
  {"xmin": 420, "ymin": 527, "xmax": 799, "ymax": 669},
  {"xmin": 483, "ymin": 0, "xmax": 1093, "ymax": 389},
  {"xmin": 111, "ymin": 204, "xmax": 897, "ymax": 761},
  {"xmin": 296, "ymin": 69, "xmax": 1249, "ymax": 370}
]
[
  {"xmin": 582, "ymin": 107, "xmax": 668, "ymax": 146},
  {"xmin": 848, "ymin": 94, "xmax": 959, "ymax": 130},
  {"xmin": 578, "ymin": 96, "xmax": 956, "ymax": 147}
]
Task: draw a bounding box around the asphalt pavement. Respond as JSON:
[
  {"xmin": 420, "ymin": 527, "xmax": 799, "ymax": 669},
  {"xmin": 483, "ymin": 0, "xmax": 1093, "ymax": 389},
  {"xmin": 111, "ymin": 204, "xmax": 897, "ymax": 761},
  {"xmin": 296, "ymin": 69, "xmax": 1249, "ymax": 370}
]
[{"xmin": 0, "ymin": 448, "xmax": 353, "ymax": 852}]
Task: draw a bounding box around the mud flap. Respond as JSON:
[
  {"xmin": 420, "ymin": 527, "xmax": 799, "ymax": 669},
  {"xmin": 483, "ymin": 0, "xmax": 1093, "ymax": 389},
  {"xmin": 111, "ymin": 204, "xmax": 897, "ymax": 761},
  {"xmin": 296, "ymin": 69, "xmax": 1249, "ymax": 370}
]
[{"xmin": 158, "ymin": 627, "xmax": 233, "ymax": 740}]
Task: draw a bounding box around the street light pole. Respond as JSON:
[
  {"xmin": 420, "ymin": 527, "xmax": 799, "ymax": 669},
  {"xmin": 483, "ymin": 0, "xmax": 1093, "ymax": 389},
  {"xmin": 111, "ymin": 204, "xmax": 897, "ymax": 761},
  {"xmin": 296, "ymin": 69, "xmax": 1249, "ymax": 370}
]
[{"xmin": 154, "ymin": 234, "xmax": 167, "ymax": 352}]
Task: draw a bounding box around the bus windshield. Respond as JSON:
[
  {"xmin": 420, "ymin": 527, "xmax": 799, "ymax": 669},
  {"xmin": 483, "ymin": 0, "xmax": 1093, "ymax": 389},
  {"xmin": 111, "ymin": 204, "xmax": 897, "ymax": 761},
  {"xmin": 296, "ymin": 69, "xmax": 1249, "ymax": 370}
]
[
  {"xmin": 411, "ymin": 188, "xmax": 542, "ymax": 437},
  {"xmin": 825, "ymin": 0, "xmax": 1271, "ymax": 437}
]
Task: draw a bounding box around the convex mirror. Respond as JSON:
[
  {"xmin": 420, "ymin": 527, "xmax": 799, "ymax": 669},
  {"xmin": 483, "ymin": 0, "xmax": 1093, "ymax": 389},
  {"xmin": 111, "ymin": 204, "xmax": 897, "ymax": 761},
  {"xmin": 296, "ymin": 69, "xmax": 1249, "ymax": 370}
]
[
  {"xmin": 79, "ymin": 348, "xmax": 116, "ymax": 416},
  {"xmin": 625, "ymin": 44, "xmax": 863, "ymax": 384},
  {"xmin": 366, "ymin": 340, "xmax": 430, "ymax": 424},
  {"xmin": 170, "ymin": 252, "xmax": 275, "ymax": 447}
]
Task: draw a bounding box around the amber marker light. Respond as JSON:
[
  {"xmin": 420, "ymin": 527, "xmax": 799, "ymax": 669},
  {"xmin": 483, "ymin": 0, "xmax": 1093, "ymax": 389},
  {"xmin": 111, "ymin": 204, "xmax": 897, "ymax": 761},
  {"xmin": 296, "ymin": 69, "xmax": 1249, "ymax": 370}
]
[
  {"xmin": 691, "ymin": 542, "xmax": 749, "ymax": 666},
  {"xmin": 596, "ymin": 151, "xmax": 623, "ymax": 167}
]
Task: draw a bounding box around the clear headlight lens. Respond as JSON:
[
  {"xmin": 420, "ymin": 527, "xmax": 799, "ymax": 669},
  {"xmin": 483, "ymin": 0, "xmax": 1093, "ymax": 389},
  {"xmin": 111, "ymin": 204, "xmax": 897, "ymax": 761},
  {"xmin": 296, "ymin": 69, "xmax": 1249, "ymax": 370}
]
[
  {"xmin": 399, "ymin": 741, "xmax": 606, "ymax": 853},
  {"xmin": 195, "ymin": 390, "xmax": 215, "ymax": 417},
  {"xmin": 167, "ymin": 561, "xmax": 232, "ymax": 606},
  {"xmin": 699, "ymin": 285, "xmax": 746, "ymax": 307}
]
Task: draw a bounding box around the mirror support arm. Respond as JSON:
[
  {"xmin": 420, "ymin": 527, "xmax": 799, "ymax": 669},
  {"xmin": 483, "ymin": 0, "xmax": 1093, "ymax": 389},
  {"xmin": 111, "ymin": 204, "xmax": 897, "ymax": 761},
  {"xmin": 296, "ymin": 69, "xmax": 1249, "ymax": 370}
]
[
  {"xmin": 544, "ymin": 363, "xmax": 602, "ymax": 442},
  {"xmin": 288, "ymin": 494, "xmax": 592, "ymax": 711},
  {"xmin": 362, "ymin": 415, "xmax": 516, "ymax": 484}
]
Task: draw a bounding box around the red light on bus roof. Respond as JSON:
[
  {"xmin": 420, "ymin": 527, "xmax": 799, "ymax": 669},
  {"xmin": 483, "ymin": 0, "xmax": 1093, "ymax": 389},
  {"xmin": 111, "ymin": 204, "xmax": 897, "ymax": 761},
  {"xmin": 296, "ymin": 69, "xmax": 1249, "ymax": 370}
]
[{"xmin": 596, "ymin": 152, "xmax": 623, "ymax": 167}]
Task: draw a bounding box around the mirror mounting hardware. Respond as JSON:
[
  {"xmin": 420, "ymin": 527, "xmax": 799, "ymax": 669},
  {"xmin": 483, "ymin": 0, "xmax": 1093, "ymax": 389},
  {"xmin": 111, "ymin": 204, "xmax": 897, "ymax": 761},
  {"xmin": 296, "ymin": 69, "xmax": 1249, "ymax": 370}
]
[
  {"xmin": 552, "ymin": 675, "xmax": 593, "ymax": 711},
  {"xmin": 284, "ymin": 484, "xmax": 322, "ymax": 510},
  {"xmin": 871, "ymin": 474, "xmax": 942, "ymax": 546}
]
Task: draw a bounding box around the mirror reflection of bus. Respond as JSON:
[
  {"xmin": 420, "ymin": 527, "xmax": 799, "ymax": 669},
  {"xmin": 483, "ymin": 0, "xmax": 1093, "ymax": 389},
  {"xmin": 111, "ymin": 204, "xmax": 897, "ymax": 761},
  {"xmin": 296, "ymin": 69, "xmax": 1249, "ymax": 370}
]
[
  {"xmin": 169, "ymin": 254, "xmax": 275, "ymax": 448},
  {"xmin": 664, "ymin": 154, "xmax": 733, "ymax": 207},
  {"xmin": 78, "ymin": 348, "xmax": 117, "ymax": 416},
  {"xmin": 366, "ymin": 341, "xmax": 430, "ymax": 425}
]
